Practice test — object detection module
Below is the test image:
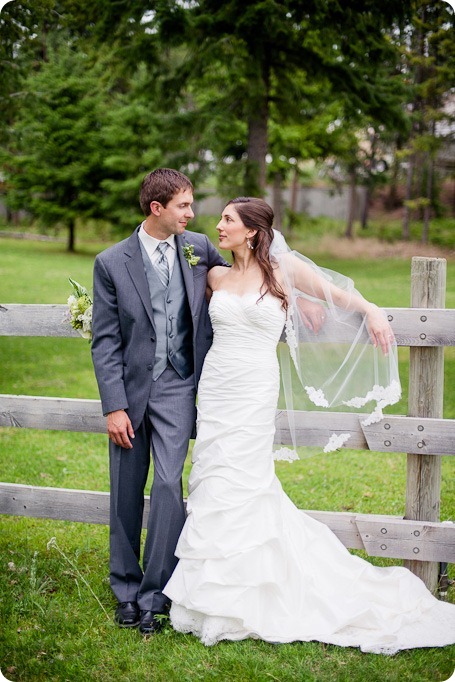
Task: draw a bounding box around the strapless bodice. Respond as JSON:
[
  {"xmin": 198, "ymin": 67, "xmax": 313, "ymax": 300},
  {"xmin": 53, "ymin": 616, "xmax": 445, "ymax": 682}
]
[{"xmin": 209, "ymin": 290, "xmax": 285, "ymax": 352}]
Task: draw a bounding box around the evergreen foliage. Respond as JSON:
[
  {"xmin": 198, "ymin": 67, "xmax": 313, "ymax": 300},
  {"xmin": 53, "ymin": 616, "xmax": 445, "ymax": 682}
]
[
  {"xmin": 2, "ymin": 43, "xmax": 110, "ymax": 250},
  {"xmin": 0, "ymin": 0, "xmax": 453, "ymax": 248}
]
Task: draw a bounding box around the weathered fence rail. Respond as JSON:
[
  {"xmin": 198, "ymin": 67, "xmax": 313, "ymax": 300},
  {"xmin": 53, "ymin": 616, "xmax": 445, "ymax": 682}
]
[
  {"xmin": 1, "ymin": 256, "xmax": 454, "ymax": 593},
  {"xmin": 1, "ymin": 302, "xmax": 454, "ymax": 344},
  {"xmin": 1, "ymin": 481, "xmax": 453, "ymax": 564},
  {"xmin": 1, "ymin": 394, "xmax": 454, "ymax": 456}
]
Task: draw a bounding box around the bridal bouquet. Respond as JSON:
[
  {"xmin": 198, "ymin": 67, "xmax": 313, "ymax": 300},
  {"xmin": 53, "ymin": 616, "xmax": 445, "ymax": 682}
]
[{"xmin": 67, "ymin": 278, "xmax": 93, "ymax": 341}]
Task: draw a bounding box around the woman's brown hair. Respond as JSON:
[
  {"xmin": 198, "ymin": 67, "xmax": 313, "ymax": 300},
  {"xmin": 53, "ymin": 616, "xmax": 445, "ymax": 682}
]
[{"xmin": 225, "ymin": 197, "xmax": 288, "ymax": 311}]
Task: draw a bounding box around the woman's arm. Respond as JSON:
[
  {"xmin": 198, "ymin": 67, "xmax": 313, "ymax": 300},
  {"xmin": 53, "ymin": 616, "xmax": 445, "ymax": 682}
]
[
  {"xmin": 206, "ymin": 265, "xmax": 230, "ymax": 301},
  {"xmin": 285, "ymin": 254, "xmax": 394, "ymax": 355}
]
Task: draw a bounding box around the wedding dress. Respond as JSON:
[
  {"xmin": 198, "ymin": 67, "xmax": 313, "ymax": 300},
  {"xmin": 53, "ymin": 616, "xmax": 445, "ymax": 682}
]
[{"xmin": 163, "ymin": 289, "xmax": 455, "ymax": 654}]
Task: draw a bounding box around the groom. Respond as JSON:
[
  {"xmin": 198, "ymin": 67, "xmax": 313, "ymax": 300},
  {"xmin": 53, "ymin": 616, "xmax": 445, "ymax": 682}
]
[{"xmin": 91, "ymin": 168, "xmax": 227, "ymax": 634}]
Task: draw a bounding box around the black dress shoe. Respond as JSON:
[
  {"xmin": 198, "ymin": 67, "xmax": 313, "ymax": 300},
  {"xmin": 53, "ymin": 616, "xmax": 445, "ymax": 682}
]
[
  {"xmin": 138, "ymin": 610, "xmax": 167, "ymax": 634},
  {"xmin": 114, "ymin": 601, "xmax": 140, "ymax": 627}
]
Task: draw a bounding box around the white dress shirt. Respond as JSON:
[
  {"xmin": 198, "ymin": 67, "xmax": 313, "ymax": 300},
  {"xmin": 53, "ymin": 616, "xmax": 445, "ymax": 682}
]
[{"xmin": 138, "ymin": 223, "xmax": 176, "ymax": 275}]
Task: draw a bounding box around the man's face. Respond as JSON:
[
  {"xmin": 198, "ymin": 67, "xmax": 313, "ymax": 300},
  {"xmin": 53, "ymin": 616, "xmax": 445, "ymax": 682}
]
[{"xmin": 152, "ymin": 188, "xmax": 194, "ymax": 239}]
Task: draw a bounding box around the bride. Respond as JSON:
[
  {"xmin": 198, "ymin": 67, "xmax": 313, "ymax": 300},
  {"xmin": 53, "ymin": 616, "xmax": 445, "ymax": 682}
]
[{"xmin": 163, "ymin": 197, "xmax": 455, "ymax": 654}]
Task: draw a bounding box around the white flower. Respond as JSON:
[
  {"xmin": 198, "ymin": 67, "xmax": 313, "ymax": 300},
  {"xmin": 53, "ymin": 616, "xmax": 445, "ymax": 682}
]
[{"xmin": 66, "ymin": 278, "xmax": 93, "ymax": 341}]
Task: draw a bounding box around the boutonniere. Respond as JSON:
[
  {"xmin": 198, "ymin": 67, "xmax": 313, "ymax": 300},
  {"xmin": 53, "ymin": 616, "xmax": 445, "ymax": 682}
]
[{"xmin": 182, "ymin": 243, "xmax": 200, "ymax": 268}]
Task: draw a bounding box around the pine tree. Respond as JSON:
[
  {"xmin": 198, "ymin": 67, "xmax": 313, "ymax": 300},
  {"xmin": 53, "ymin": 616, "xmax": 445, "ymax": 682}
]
[{"xmin": 3, "ymin": 44, "xmax": 110, "ymax": 251}]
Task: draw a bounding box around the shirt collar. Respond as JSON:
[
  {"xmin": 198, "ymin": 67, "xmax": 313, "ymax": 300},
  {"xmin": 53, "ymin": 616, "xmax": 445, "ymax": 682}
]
[{"xmin": 139, "ymin": 223, "xmax": 176, "ymax": 251}]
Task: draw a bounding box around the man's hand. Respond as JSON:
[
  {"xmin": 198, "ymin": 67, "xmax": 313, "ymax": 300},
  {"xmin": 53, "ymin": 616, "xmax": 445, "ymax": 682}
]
[
  {"xmin": 296, "ymin": 298, "xmax": 327, "ymax": 334},
  {"xmin": 107, "ymin": 410, "xmax": 135, "ymax": 449}
]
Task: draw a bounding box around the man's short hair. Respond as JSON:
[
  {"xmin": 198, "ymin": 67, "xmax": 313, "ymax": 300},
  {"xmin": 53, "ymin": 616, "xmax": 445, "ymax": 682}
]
[{"xmin": 140, "ymin": 168, "xmax": 193, "ymax": 215}]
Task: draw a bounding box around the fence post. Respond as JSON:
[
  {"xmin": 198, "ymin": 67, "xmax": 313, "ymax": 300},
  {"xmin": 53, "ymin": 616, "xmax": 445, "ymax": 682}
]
[{"xmin": 404, "ymin": 257, "xmax": 446, "ymax": 593}]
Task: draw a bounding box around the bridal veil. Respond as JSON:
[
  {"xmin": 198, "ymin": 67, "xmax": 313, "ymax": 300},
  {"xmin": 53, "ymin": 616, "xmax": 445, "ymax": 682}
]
[{"xmin": 269, "ymin": 230, "xmax": 401, "ymax": 459}]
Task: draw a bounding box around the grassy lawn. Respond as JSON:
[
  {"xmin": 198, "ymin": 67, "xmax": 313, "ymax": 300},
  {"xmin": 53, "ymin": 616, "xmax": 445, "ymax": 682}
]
[{"xmin": 0, "ymin": 231, "xmax": 454, "ymax": 681}]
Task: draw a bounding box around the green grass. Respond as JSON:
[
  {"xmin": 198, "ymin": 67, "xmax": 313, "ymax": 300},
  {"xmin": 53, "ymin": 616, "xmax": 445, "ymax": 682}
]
[
  {"xmin": 2, "ymin": 519, "xmax": 452, "ymax": 682},
  {"xmin": 1, "ymin": 234, "xmax": 455, "ymax": 681}
]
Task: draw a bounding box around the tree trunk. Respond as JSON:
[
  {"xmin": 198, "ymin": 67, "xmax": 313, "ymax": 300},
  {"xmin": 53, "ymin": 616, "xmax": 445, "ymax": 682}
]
[
  {"xmin": 422, "ymin": 152, "xmax": 433, "ymax": 244},
  {"xmin": 385, "ymin": 140, "xmax": 402, "ymax": 210},
  {"xmin": 345, "ymin": 170, "xmax": 357, "ymax": 238},
  {"xmin": 272, "ymin": 172, "xmax": 284, "ymax": 232},
  {"xmin": 286, "ymin": 167, "xmax": 300, "ymax": 235},
  {"xmin": 67, "ymin": 219, "xmax": 75, "ymax": 253},
  {"xmin": 402, "ymin": 153, "xmax": 415, "ymax": 240},
  {"xmin": 245, "ymin": 58, "xmax": 270, "ymax": 197},
  {"xmin": 417, "ymin": 151, "xmax": 426, "ymax": 221},
  {"xmin": 290, "ymin": 167, "xmax": 299, "ymax": 213},
  {"xmin": 245, "ymin": 97, "xmax": 269, "ymax": 196},
  {"xmin": 360, "ymin": 187, "xmax": 370, "ymax": 230}
]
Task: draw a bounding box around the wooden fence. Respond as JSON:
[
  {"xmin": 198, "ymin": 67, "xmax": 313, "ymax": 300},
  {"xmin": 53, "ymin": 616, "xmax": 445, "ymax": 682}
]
[{"xmin": 1, "ymin": 256, "xmax": 454, "ymax": 594}]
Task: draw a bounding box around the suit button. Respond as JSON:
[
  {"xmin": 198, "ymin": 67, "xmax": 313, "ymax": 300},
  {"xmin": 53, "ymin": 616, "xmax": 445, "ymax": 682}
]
[
  {"xmin": 147, "ymin": 364, "xmax": 153, "ymax": 371},
  {"xmin": 169, "ymin": 334, "xmax": 174, "ymax": 339},
  {"xmin": 167, "ymin": 299, "xmax": 172, "ymax": 304},
  {"xmin": 169, "ymin": 350, "xmax": 173, "ymax": 356}
]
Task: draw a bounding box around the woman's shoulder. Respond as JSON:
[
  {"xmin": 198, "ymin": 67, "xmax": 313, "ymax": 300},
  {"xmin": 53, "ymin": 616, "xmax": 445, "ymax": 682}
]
[{"xmin": 207, "ymin": 265, "xmax": 230, "ymax": 289}]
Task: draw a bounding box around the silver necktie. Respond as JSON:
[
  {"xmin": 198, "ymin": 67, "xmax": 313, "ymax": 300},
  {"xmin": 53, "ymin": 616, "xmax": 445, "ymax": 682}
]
[{"xmin": 155, "ymin": 242, "xmax": 170, "ymax": 287}]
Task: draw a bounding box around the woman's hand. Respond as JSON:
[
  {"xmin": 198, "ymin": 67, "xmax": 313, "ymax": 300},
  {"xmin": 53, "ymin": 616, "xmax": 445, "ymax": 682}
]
[
  {"xmin": 296, "ymin": 298, "xmax": 326, "ymax": 334},
  {"xmin": 366, "ymin": 305, "xmax": 395, "ymax": 355}
]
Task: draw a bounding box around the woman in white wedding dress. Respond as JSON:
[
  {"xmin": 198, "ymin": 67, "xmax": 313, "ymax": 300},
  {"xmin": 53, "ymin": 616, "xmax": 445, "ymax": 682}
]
[{"xmin": 163, "ymin": 198, "xmax": 455, "ymax": 654}]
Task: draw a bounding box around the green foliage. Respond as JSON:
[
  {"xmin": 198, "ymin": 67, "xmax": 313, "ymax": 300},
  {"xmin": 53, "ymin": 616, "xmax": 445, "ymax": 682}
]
[
  {"xmin": 396, "ymin": 0, "xmax": 455, "ymax": 236},
  {"xmin": 2, "ymin": 43, "xmax": 112, "ymax": 249},
  {"xmin": 361, "ymin": 217, "xmax": 455, "ymax": 251},
  {"xmin": 98, "ymin": 64, "xmax": 164, "ymax": 232},
  {"xmin": 0, "ymin": 2, "xmax": 453, "ymax": 252},
  {"xmin": 150, "ymin": 0, "xmax": 413, "ymax": 194},
  {"xmin": 0, "ymin": 0, "xmax": 65, "ymax": 145}
]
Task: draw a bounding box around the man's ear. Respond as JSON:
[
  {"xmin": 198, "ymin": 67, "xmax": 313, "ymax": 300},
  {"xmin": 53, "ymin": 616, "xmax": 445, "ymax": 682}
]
[{"xmin": 150, "ymin": 201, "xmax": 161, "ymax": 217}]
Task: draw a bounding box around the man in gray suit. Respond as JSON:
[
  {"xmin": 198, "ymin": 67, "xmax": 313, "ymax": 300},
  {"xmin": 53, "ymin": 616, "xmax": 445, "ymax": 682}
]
[{"xmin": 91, "ymin": 168, "xmax": 226, "ymax": 634}]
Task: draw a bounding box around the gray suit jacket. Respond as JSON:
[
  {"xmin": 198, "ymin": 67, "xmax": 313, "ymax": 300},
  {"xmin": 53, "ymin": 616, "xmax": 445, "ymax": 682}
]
[{"xmin": 91, "ymin": 227, "xmax": 226, "ymax": 430}]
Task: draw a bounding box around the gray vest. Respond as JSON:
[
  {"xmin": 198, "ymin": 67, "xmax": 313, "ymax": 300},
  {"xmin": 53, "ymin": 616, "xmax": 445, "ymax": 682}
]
[{"xmin": 140, "ymin": 242, "xmax": 193, "ymax": 380}]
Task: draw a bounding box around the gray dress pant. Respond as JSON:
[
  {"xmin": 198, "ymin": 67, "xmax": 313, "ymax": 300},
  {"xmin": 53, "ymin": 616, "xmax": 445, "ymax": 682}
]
[{"xmin": 109, "ymin": 365, "xmax": 196, "ymax": 612}]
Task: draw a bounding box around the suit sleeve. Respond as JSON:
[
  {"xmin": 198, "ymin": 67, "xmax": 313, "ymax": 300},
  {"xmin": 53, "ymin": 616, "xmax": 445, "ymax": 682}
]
[{"xmin": 91, "ymin": 255, "xmax": 129, "ymax": 416}]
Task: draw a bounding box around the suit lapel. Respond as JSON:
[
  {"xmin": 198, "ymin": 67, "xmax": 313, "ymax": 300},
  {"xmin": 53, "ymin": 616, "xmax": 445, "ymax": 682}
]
[
  {"xmin": 124, "ymin": 228, "xmax": 155, "ymax": 330},
  {"xmin": 176, "ymin": 234, "xmax": 195, "ymax": 312}
]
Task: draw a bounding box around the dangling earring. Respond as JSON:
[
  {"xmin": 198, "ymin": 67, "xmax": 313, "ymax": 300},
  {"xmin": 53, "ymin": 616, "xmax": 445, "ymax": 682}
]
[{"xmin": 246, "ymin": 237, "xmax": 254, "ymax": 250}]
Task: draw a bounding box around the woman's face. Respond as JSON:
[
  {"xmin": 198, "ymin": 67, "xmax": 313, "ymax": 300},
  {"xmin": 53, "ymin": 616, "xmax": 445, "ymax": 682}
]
[{"xmin": 216, "ymin": 205, "xmax": 253, "ymax": 251}]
